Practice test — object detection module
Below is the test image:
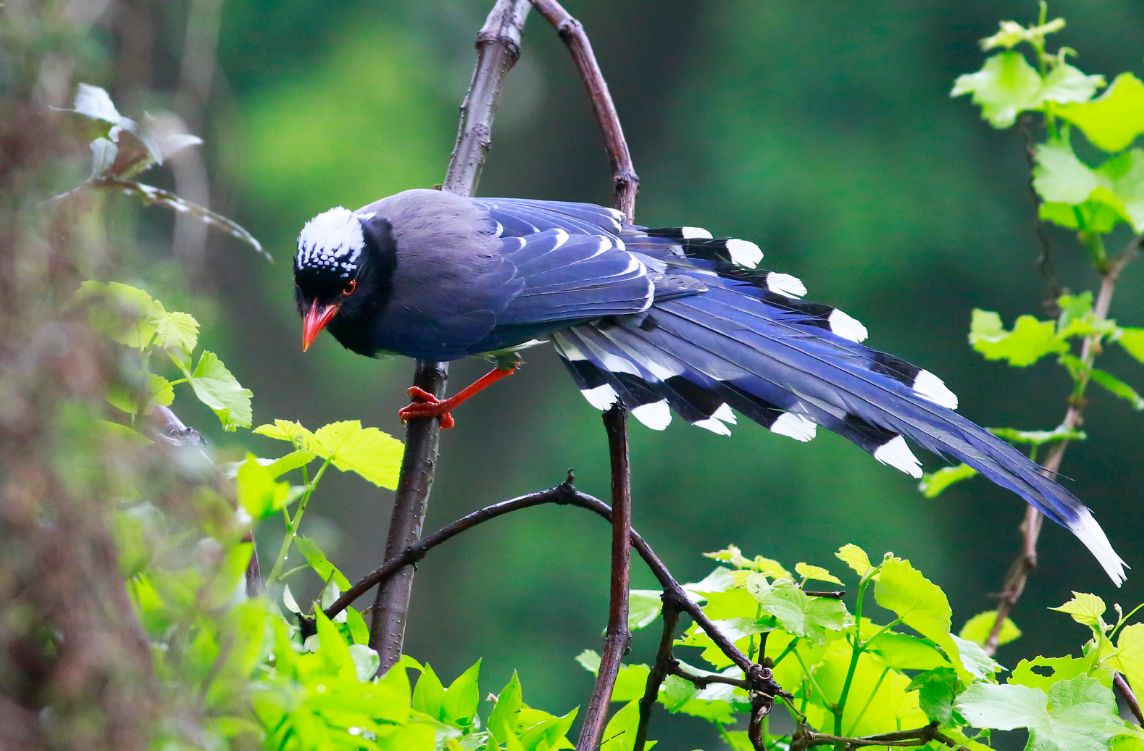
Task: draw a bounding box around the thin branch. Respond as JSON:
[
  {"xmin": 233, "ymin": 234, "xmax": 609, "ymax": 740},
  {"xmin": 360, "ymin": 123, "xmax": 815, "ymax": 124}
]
[
  {"xmin": 323, "ymin": 476, "xmax": 769, "ymax": 690},
  {"xmin": 368, "ymin": 0, "xmax": 530, "ymax": 672},
  {"xmin": 528, "ymin": 0, "xmax": 639, "ymax": 219},
  {"xmin": 577, "ymin": 404, "xmax": 634, "ymax": 751},
  {"xmin": 985, "ymin": 232, "xmax": 1141, "ymax": 656},
  {"xmin": 635, "ymin": 594, "xmax": 683, "ymax": 751},
  {"xmin": 1116, "ymin": 672, "xmax": 1144, "ymax": 726},
  {"xmin": 792, "ymin": 722, "xmax": 964, "ymax": 750}
]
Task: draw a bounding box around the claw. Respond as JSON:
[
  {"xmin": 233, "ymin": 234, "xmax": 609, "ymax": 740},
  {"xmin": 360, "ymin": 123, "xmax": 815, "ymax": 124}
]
[{"xmin": 395, "ymin": 365, "xmax": 518, "ymax": 431}]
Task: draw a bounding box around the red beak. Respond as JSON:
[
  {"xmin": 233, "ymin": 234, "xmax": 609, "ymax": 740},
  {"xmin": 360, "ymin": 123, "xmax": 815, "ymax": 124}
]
[{"xmin": 302, "ymin": 301, "xmax": 339, "ymax": 352}]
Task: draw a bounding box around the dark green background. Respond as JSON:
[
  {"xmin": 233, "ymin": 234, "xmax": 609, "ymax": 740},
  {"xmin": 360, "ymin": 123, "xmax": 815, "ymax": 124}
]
[{"xmin": 136, "ymin": 0, "xmax": 1144, "ymax": 733}]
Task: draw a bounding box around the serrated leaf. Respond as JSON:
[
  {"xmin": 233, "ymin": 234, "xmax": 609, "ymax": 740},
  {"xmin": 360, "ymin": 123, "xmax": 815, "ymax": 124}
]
[
  {"xmin": 835, "ymin": 543, "xmax": 874, "ymax": 578},
  {"xmin": 746, "ymin": 574, "xmax": 848, "ymax": 644},
  {"xmin": 1057, "ymin": 73, "xmax": 1144, "ymax": 152},
  {"xmin": 152, "ymin": 309, "xmax": 199, "ymax": 354},
  {"xmin": 254, "ymin": 419, "xmax": 316, "ymax": 445},
  {"xmin": 959, "ymin": 610, "xmax": 1021, "ymax": 647},
  {"xmin": 1111, "ymin": 624, "xmax": 1144, "ymax": 702},
  {"xmin": 794, "ymin": 562, "xmax": 842, "ymax": 585},
  {"xmin": 920, "ymin": 463, "xmax": 979, "ymax": 498},
  {"xmin": 313, "ymin": 420, "xmax": 403, "ymax": 488},
  {"xmin": 189, "ymin": 351, "xmax": 252, "ymax": 430},
  {"xmin": 952, "ymin": 51, "xmax": 1043, "ymax": 128},
  {"xmin": 970, "ymin": 309, "xmax": 1067, "ymax": 366},
  {"xmin": 1011, "ymin": 654, "xmax": 1093, "ymax": 691},
  {"xmin": 1090, "ymin": 368, "xmax": 1144, "ymax": 409},
  {"xmin": 148, "ymin": 374, "xmax": 174, "ymax": 408},
  {"xmin": 874, "ymin": 558, "xmax": 966, "ymax": 679},
  {"xmin": 909, "ymin": 667, "xmax": 959, "ymax": 724},
  {"xmin": 1051, "ymin": 592, "xmax": 1107, "ymax": 626}
]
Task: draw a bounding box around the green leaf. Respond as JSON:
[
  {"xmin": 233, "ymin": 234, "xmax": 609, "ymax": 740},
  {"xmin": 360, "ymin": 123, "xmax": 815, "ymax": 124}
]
[
  {"xmin": 443, "ymin": 660, "xmax": 482, "ymax": 727},
  {"xmin": 412, "ymin": 663, "xmax": 446, "ymax": 719},
  {"xmin": 628, "ymin": 589, "xmax": 662, "ymax": 631},
  {"xmin": 956, "ymin": 681, "xmax": 1047, "ymax": 731},
  {"xmin": 152, "ymin": 309, "xmax": 199, "ymax": 354},
  {"xmin": 952, "ymin": 51, "xmax": 1043, "ymax": 128},
  {"xmin": 1011, "ymin": 654, "xmax": 1093, "ymax": 691},
  {"xmin": 254, "ymin": 419, "xmax": 316, "ymax": 445},
  {"xmin": 952, "ymin": 635, "xmax": 1003, "ymax": 679},
  {"xmin": 309, "ymin": 421, "xmax": 403, "ymax": 488},
  {"xmin": 746, "ymin": 574, "xmax": 848, "ymax": 644},
  {"xmin": 1051, "ymin": 592, "xmax": 1107, "ymax": 627},
  {"xmin": 1118, "ymin": 327, "xmax": 1144, "ymax": 363},
  {"xmin": 1040, "ymin": 63, "xmax": 1105, "ymax": 106},
  {"xmin": 874, "ymin": 558, "xmax": 965, "ymax": 679},
  {"xmin": 313, "ymin": 610, "xmax": 354, "ymax": 678},
  {"xmin": 959, "ymin": 611, "xmax": 1021, "ymax": 647},
  {"xmin": 909, "ymin": 667, "xmax": 959, "ymax": 724},
  {"xmin": 1057, "ymin": 73, "xmax": 1144, "ymax": 151},
  {"xmin": 235, "ymin": 455, "xmax": 290, "ymax": 519},
  {"xmin": 794, "ymin": 562, "xmax": 842, "ymax": 585},
  {"xmin": 970, "ymin": 309, "xmax": 1067, "ymax": 366},
  {"xmin": 488, "ymin": 672, "xmax": 523, "ymax": 743},
  {"xmin": 866, "ymin": 632, "xmax": 948, "ymax": 671},
  {"xmin": 262, "ymin": 449, "xmax": 316, "ymax": 478},
  {"xmin": 980, "ymin": 17, "xmax": 1066, "ymax": 52},
  {"xmin": 835, "ymin": 543, "xmax": 874, "ymax": 578},
  {"xmin": 188, "ymin": 351, "xmax": 253, "ymax": 430},
  {"xmin": 1110, "ymin": 623, "xmax": 1144, "ymax": 699},
  {"xmin": 988, "ymin": 425, "xmax": 1086, "ymax": 446},
  {"xmin": 1033, "ymin": 142, "xmax": 1102, "ymax": 204},
  {"xmin": 920, "ymin": 463, "xmax": 979, "ymax": 498},
  {"xmin": 148, "ymin": 374, "xmax": 174, "ymax": 408},
  {"xmin": 81, "ymin": 280, "xmax": 157, "ymax": 348},
  {"xmin": 600, "ymin": 700, "xmax": 642, "ymax": 751},
  {"xmin": 294, "ymin": 535, "xmax": 352, "ymax": 589},
  {"xmin": 576, "ymin": 651, "xmax": 651, "ymax": 703},
  {"xmin": 1089, "ymin": 368, "xmax": 1144, "ymax": 410}
]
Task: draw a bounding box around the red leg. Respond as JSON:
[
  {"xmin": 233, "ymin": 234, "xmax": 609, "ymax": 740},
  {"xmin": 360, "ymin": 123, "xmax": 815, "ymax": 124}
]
[{"xmin": 398, "ymin": 365, "xmax": 518, "ymax": 430}]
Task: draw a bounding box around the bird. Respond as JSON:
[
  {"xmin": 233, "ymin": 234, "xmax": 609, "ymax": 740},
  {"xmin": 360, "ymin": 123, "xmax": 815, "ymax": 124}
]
[{"xmin": 293, "ymin": 188, "xmax": 1126, "ymax": 584}]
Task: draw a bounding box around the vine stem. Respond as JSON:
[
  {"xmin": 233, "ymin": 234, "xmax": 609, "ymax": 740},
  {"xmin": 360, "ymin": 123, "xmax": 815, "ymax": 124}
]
[
  {"xmin": 368, "ymin": 0, "xmax": 531, "ymax": 672},
  {"xmin": 984, "ymin": 234, "xmax": 1140, "ymax": 656}
]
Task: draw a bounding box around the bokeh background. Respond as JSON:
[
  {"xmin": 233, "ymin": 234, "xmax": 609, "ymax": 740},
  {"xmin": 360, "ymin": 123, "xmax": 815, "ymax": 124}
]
[{"xmin": 104, "ymin": 0, "xmax": 1144, "ymax": 734}]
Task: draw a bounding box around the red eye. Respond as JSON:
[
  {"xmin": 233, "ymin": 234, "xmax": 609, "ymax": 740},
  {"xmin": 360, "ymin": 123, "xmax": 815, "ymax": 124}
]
[{"xmin": 341, "ymin": 279, "xmax": 358, "ymax": 297}]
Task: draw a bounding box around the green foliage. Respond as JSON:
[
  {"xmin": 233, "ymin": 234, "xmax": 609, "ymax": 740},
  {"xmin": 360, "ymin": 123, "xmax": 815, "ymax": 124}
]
[{"xmin": 587, "ymin": 545, "xmax": 1144, "ymax": 750}]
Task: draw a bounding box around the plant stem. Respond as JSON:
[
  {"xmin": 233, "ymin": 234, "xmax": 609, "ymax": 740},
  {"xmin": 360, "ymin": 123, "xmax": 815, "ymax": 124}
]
[{"xmin": 266, "ymin": 459, "xmax": 330, "ymax": 583}]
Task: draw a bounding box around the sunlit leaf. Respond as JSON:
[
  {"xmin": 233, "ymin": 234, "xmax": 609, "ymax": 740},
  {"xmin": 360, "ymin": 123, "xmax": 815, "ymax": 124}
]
[
  {"xmin": 952, "ymin": 51, "xmax": 1043, "ymax": 128},
  {"xmin": 1110, "ymin": 624, "xmax": 1144, "ymax": 699},
  {"xmin": 235, "ymin": 455, "xmax": 291, "ymax": 519},
  {"xmin": 920, "ymin": 463, "xmax": 979, "ymax": 498},
  {"xmin": 1089, "ymin": 368, "xmax": 1144, "ymax": 410},
  {"xmin": 835, "ymin": 543, "xmax": 875, "ymax": 578},
  {"xmin": 1057, "ymin": 73, "xmax": 1144, "ymax": 151},
  {"xmin": 1051, "ymin": 592, "xmax": 1107, "ymax": 627},
  {"xmin": 1118, "ymin": 328, "xmax": 1144, "ymax": 363},
  {"xmin": 794, "ymin": 562, "xmax": 842, "ymax": 585},
  {"xmin": 969, "ymin": 309, "xmax": 1066, "ymax": 366},
  {"xmin": 874, "ymin": 558, "xmax": 967, "ymax": 679},
  {"xmin": 295, "ymin": 535, "xmax": 351, "ymax": 590},
  {"xmin": 959, "ymin": 610, "xmax": 1021, "ymax": 647},
  {"xmin": 312, "ymin": 420, "xmax": 403, "ymax": 489},
  {"xmin": 189, "ymin": 351, "xmax": 253, "ymax": 430}
]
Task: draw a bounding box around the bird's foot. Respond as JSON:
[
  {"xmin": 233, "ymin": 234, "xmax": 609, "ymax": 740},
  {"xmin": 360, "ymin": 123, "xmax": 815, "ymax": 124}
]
[{"xmin": 399, "ymin": 387, "xmax": 457, "ymax": 430}]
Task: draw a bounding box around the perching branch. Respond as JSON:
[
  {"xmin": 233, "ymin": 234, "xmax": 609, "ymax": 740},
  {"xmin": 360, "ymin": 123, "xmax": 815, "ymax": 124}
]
[
  {"xmin": 529, "ymin": 0, "xmax": 639, "ymax": 220},
  {"xmin": 369, "ymin": 0, "xmax": 530, "ymax": 672},
  {"xmin": 323, "ymin": 474, "xmax": 773, "ymax": 694},
  {"xmin": 790, "ymin": 722, "xmax": 964, "ymax": 750},
  {"xmin": 984, "ymin": 232, "xmax": 1141, "ymax": 656},
  {"xmin": 577, "ymin": 404, "xmax": 634, "ymax": 751}
]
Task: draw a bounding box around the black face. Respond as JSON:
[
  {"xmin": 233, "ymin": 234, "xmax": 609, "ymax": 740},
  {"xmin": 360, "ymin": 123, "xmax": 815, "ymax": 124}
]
[{"xmin": 294, "ymin": 211, "xmax": 397, "ymax": 356}]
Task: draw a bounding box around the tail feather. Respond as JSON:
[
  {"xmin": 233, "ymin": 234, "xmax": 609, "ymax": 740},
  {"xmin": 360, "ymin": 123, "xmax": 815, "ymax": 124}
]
[{"xmin": 555, "ymin": 286, "xmax": 1126, "ymax": 584}]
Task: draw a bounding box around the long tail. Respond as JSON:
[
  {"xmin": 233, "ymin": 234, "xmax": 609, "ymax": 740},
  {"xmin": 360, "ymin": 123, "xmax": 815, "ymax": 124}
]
[{"xmin": 552, "ymin": 282, "xmax": 1126, "ymax": 585}]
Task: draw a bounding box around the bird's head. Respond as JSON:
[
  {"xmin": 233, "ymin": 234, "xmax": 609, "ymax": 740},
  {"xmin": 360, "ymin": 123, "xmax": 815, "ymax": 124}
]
[{"xmin": 294, "ymin": 207, "xmax": 395, "ymax": 352}]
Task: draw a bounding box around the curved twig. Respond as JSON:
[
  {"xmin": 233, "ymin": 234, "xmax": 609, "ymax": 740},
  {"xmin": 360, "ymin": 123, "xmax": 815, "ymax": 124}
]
[{"xmin": 528, "ymin": 0, "xmax": 639, "ymax": 220}]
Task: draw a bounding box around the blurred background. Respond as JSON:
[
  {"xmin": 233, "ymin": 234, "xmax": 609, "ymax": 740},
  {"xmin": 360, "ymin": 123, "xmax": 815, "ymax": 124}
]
[{"xmin": 72, "ymin": 0, "xmax": 1144, "ymax": 730}]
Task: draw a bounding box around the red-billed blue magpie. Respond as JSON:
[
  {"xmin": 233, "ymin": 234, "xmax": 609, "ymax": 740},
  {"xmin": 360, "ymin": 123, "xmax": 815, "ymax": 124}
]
[{"xmin": 293, "ymin": 188, "xmax": 1126, "ymax": 584}]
